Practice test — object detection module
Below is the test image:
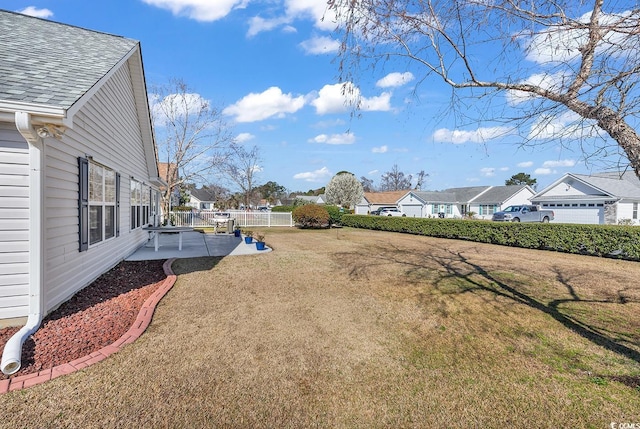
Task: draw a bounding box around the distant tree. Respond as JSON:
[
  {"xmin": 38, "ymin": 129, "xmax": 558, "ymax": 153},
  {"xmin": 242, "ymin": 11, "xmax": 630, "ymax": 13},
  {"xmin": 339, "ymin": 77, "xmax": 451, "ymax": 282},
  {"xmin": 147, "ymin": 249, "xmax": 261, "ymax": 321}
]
[
  {"xmin": 217, "ymin": 143, "xmax": 261, "ymax": 210},
  {"xmin": 505, "ymin": 173, "xmax": 538, "ymax": 188},
  {"xmin": 151, "ymin": 78, "xmax": 234, "ymax": 215},
  {"xmin": 380, "ymin": 165, "xmax": 412, "ymax": 191},
  {"xmin": 360, "ymin": 176, "xmax": 375, "ymax": 192},
  {"xmin": 255, "ymin": 181, "xmax": 288, "ymax": 204},
  {"xmin": 325, "ymin": 172, "xmax": 364, "ymax": 208},
  {"xmin": 414, "ymin": 170, "xmax": 429, "ymax": 190}
]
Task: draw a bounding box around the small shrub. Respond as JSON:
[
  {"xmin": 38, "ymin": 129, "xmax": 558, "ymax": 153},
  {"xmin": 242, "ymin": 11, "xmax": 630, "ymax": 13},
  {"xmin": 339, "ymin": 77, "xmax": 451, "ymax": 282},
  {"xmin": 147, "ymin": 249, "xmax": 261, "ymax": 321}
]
[
  {"xmin": 325, "ymin": 205, "xmax": 344, "ymax": 226},
  {"xmin": 292, "ymin": 205, "xmax": 330, "ymax": 229},
  {"xmin": 255, "ymin": 233, "xmax": 265, "ymax": 242},
  {"xmin": 242, "ymin": 229, "xmax": 253, "ymax": 238}
]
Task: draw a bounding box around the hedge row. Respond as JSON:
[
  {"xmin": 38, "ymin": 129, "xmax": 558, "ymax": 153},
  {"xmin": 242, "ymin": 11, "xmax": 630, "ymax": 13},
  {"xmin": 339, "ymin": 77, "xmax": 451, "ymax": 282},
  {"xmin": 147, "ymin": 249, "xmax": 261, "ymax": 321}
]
[{"xmin": 341, "ymin": 215, "xmax": 640, "ymax": 260}]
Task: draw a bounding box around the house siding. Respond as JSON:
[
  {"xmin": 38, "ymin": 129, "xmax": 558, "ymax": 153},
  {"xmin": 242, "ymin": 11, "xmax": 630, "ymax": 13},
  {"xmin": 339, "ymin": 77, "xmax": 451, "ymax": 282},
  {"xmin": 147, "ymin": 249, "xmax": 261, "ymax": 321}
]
[
  {"xmin": 43, "ymin": 63, "xmax": 152, "ymax": 315},
  {"xmin": 0, "ymin": 124, "xmax": 30, "ymax": 319}
]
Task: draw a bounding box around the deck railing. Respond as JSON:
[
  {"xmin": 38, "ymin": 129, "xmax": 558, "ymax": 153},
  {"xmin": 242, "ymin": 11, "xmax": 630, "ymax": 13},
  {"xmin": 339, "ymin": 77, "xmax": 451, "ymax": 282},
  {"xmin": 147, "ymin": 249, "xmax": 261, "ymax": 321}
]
[{"xmin": 167, "ymin": 210, "xmax": 293, "ymax": 228}]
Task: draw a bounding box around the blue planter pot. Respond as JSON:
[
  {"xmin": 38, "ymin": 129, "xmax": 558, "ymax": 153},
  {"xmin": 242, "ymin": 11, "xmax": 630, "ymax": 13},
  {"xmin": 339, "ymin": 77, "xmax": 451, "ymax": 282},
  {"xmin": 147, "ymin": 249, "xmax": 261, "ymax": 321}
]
[
  {"xmin": 244, "ymin": 236, "xmax": 253, "ymax": 244},
  {"xmin": 256, "ymin": 241, "xmax": 266, "ymax": 251},
  {"xmin": 234, "ymin": 229, "xmax": 241, "ymax": 237}
]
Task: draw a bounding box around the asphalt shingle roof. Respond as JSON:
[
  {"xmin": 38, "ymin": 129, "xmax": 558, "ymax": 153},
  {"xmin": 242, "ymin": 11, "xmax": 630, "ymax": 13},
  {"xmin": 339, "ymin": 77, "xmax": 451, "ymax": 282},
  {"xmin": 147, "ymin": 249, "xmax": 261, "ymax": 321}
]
[
  {"xmin": 472, "ymin": 185, "xmax": 528, "ymax": 203},
  {"xmin": 572, "ymin": 172, "xmax": 640, "ymax": 199},
  {"xmin": 0, "ymin": 9, "xmax": 138, "ymax": 109}
]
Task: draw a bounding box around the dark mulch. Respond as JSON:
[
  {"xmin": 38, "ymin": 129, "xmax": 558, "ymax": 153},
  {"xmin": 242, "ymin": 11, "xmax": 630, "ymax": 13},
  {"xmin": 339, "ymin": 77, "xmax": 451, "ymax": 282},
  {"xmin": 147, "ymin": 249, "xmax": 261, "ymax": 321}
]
[{"xmin": 0, "ymin": 259, "xmax": 167, "ymax": 380}]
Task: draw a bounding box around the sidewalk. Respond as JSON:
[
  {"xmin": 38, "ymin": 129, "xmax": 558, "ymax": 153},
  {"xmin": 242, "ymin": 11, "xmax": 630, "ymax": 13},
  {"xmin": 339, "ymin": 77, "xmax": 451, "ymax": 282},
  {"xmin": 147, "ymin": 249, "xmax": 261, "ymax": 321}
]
[{"xmin": 126, "ymin": 231, "xmax": 271, "ymax": 261}]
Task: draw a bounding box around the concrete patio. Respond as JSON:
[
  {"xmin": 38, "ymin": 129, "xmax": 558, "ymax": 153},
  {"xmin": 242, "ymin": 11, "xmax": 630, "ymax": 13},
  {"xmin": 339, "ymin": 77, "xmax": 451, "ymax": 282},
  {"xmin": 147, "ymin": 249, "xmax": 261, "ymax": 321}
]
[{"xmin": 125, "ymin": 231, "xmax": 271, "ymax": 261}]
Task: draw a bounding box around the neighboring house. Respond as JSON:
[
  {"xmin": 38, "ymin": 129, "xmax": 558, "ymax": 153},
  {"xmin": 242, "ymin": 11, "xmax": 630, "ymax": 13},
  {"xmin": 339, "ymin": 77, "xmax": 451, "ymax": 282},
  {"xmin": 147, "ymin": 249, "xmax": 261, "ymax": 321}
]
[
  {"xmin": 187, "ymin": 187, "xmax": 218, "ymax": 210},
  {"xmin": 355, "ymin": 191, "xmax": 409, "ymax": 215},
  {"xmin": 157, "ymin": 161, "xmax": 179, "ymax": 215},
  {"xmin": 531, "ymin": 171, "xmax": 640, "ymax": 224},
  {"xmin": 0, "ymin": 11, "xmax": 163, "ymax": 372},
  {"xmin": 468, "ymin": 185, "xmax": 536, "ymax": 220},
  {"xmin": 295, "ymin": 194, "xmax": 326, "ymax": 205},
  {"xmin": 397, "ymin": 185, "xmax": 535, "ymax": 219}
]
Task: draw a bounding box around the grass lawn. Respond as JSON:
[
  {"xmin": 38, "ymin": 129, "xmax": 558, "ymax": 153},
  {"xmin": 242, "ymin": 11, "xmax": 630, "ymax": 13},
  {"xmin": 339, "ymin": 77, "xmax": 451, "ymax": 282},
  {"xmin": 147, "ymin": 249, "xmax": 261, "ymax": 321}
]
[{"xmin": 1, "ymin": 227, "xmax": 639, "ymax": 428}]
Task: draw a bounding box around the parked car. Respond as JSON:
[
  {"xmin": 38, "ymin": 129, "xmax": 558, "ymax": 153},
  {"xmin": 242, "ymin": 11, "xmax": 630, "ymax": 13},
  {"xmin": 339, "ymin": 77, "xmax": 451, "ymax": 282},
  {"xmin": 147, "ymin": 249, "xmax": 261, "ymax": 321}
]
[
  {"xmin": 492, "ymin": 205, "xmax": 554, "ymax": 223},
  {"xmin": 379, "ymin": 208, "xmax": 407, "ymax": 217},
  {"xmin": 370, "ymin": 206, "xmax": 397, "ymax": 215}
]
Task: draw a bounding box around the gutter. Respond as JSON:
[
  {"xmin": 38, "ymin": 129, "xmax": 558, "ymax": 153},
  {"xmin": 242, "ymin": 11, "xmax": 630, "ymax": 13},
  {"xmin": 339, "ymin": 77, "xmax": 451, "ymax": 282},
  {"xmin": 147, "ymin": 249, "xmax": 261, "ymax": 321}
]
[{"xmin": 1, "ymin": 112, "xmax": 46, "ymax": 375}]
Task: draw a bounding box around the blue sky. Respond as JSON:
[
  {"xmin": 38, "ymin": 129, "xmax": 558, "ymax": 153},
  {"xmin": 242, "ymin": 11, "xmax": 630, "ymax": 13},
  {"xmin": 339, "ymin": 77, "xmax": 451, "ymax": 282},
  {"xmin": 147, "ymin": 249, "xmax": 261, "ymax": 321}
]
[{"xmin": 5, "ymin": 1, "xmax": 623, "ymax": 192}]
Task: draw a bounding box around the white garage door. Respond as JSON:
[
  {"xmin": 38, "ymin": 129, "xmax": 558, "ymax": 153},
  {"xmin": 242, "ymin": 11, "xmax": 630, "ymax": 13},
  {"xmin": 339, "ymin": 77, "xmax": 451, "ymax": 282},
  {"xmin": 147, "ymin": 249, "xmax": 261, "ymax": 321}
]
[
  {"xmin": 401, "ymin": 204, "xmax": 423, "ymax": 218},
  {"xmin": 551, "ymin": 207, "xmax": 603, "ymax": 224}
]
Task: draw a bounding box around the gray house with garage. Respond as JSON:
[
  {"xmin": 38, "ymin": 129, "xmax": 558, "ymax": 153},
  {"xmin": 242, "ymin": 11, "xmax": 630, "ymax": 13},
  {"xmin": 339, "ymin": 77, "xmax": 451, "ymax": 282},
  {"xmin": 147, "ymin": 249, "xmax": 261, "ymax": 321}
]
[
  {"xmin": 531, "ymin": 171, "xmax": 640, "ymax": 224},
  {"xmin": 397, "ymin": 185, "xmax": 534, "ymax": 219},
  {"xmin": 0, "ymin": 10, "xmax": 163, "ymax": 373}
]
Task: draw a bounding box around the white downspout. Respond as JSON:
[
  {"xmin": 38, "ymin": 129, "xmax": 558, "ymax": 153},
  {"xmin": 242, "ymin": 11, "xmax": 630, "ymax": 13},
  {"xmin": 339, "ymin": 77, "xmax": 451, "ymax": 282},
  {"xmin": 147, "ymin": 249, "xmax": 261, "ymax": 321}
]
[{"xmin": 1, "ymin": 112, "xmax": 45, "ymax": 375}]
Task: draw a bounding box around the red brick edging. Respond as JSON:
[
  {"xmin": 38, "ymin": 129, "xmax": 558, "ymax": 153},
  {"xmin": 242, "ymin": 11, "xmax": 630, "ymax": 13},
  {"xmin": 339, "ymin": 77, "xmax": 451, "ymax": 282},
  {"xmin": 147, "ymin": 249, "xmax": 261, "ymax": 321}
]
[{"xmin": 0, "ymin": 258, "xmax": 178, "ymax": 394}]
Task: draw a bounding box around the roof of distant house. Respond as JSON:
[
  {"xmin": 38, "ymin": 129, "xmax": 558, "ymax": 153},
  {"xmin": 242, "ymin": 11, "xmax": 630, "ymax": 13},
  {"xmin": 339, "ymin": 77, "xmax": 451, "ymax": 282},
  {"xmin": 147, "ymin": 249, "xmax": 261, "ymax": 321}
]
[{"xmin": 363, "ymin": 191, "xmax": 410, "ymax": 204}]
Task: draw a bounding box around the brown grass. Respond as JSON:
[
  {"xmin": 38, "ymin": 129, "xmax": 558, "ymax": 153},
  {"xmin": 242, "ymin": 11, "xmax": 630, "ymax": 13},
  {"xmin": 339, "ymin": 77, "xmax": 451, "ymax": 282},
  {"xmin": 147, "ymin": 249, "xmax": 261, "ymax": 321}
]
[{"xmin": 1, "ymin": 227, "xmax": 639, "ymax": 428}]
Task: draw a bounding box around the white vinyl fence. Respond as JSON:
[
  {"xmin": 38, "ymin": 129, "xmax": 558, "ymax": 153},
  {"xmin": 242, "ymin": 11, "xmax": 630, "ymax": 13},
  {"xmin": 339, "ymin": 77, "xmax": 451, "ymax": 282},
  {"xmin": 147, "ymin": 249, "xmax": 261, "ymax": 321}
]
[{"xmin": 167, "ymin": 210, "xmax": 293, "ymax": 228}]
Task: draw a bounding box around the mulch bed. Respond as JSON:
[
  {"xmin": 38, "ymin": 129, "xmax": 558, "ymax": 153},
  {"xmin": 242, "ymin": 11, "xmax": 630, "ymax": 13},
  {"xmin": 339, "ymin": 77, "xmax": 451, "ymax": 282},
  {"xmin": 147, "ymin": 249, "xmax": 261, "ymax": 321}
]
[{"xmin": 0, "ymin": 260, "xmax": 167, "ymax": 380}]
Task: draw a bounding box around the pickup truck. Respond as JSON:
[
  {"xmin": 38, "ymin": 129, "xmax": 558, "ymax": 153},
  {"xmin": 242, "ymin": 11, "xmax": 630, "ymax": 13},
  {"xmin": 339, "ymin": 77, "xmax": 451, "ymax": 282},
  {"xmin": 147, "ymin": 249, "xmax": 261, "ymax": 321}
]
[{"xmin": 491, "ymin": 205, "xmax": 554, "ymax": 223}]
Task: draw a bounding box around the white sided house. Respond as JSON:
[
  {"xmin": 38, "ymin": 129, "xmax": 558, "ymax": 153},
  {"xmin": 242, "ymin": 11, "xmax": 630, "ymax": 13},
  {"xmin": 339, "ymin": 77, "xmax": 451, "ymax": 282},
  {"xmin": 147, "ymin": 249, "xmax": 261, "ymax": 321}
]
[
  {"xmin": 397, "ymin": 185, "xmax": 534, "ymax": 219},
  {"xmin": 355, "ymin": 191, "xmax": 410, "ymax": 215},
  {"xmin": 0, "ymin": 11, "xmax": 164, "ymax": 374},
  {"xmin": 531, "ymin": 172, "xmax": 640, "ymax": 224}
]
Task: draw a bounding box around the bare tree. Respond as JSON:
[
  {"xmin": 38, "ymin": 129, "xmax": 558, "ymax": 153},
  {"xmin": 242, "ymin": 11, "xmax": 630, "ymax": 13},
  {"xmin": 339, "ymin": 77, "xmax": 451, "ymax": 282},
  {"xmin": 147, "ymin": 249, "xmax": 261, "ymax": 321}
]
[
  {"xmin": 360, "ymin": 176, "xmax": 375, "ymax": 192},
  {"xmin": 151, "ymin": 78, "xmax": 234, "ymax": 214},
  {"xmin": 414, "ymin": 170, "xmax": 429, "ymax": 190},
  {"xmin": 325, "ymin": 172, "xmax": 365, "ymax": 208},
  {"xmin": 328, "ymin": 0, "xmax": 640, "ymax": 177},
  {"xmin": 380, "ymin": 164, "xmax": 412, "ymax": 191},
  {"xmin": 218, "ymin": 143, "xmax": 262, "ymax": 209}
]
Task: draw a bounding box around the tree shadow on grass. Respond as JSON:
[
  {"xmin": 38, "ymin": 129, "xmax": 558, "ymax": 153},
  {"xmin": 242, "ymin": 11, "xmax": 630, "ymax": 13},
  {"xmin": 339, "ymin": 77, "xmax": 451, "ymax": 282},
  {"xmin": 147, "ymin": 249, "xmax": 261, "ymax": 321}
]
[{"xmin": 335, "ymin": 245, "xmax": 640, "ymax": 370}]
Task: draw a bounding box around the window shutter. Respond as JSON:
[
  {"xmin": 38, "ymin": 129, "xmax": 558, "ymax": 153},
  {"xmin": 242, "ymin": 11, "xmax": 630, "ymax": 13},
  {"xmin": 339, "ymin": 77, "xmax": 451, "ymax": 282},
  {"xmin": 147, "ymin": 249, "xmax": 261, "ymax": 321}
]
[
  {"xmin": 78, "ymin": 157, "xmax": 89, "ymax": 252},
  {"xmin": 116, "ymin": 173, "xmax": 121, "ymax": 237}
]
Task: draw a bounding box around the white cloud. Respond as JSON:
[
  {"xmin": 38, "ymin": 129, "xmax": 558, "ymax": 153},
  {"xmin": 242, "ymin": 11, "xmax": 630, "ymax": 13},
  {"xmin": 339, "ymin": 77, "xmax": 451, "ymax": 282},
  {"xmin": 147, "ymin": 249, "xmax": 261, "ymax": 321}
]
[
  {"xmin": 223, "ymin": 87, "xmax": 305, "ymax": 123},
  {"xmin": 247, "ymin": 0, "xmax": 336, "ymax": 36},
  {"xmin": 284, "ymin": 0, "xmax": 336, "ymax": 31},
  {"xmin": 372, "ymin": 145, "xmax": 388, "ymax": 153},
  {"xmin": 141, "ymin": 0, "xmax": 248, "ymax": 22},
  {"xmin": 500, "ymin": 167, "xmax": 509, "ymax": 172},
  {"xmin": 542, "ymin": 159, "xmax": 575, "ymax": 168},
  {"xmin": 480, "ymin": 167, "xmax": 496, "ymax": 177},
  {"xmin": 534, "ymin": 168, "xmax": 556, "ymax": 175},
  {"xmin": 361, "ymin": 92, "xmax": 392, "ymax": 112},
  {"xmin": 247, "ymin": 15, "xmax": 289, "ymax": 37},
  {"xmin": 299, "ymin": 36, "xmax": 340, "ymax": 55},
  {"xmin": 293, "ymin": 166, "xmax": 332, "ymax": 182},
  {"xmin": 525, "ymin": 11, "xmax": 640, "ymax": 65},
  {"xmin": 517, "ymin": 161, "xmax": 534, "ymax": 168},
  {"xmin": 308, "ymin": 132, "xmax": 355, "ymax": 145},
  {"xmin": 235, "ymin": 132, "xmax": 255, "ymax": 143},
  {"xmin": 150, "ymin": 92, "xmax": 211, "ymax": 123},
  {"xmin": 18, "ymin": 6, "xmax": 53, "ymax": 18},
  {"xmin": 368, "ymin": 169, "xmax": 378, "ymax": 175},
  {"xmin": 376, "ymin": 72, "xmax": 414, "ymax": 88},
  {"xmin": 311, "ymin": 83, "xmax": 391, "ymax": 115},
  {"xmin": 432, "ymin": 126, "xmax": 512, "ymax": 144}
]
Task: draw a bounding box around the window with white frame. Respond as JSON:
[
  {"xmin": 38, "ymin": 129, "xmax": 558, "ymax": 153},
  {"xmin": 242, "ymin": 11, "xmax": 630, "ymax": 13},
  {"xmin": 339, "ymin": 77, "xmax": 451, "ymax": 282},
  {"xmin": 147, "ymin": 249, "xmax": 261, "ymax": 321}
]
[
  {"xmin": 479, "ymin": 204, "xmax": 497, "ymax": 215},
  {"xmin": 79, "ymin": 158, "xmax": 119, "ymax": 251},
  {"xmin": 130, "ymin": 179, "xmax": 152, "ymax": 229},
  {"xmin": 634, "ymin": 202, "xmax": 638, "ymax": 220}
]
